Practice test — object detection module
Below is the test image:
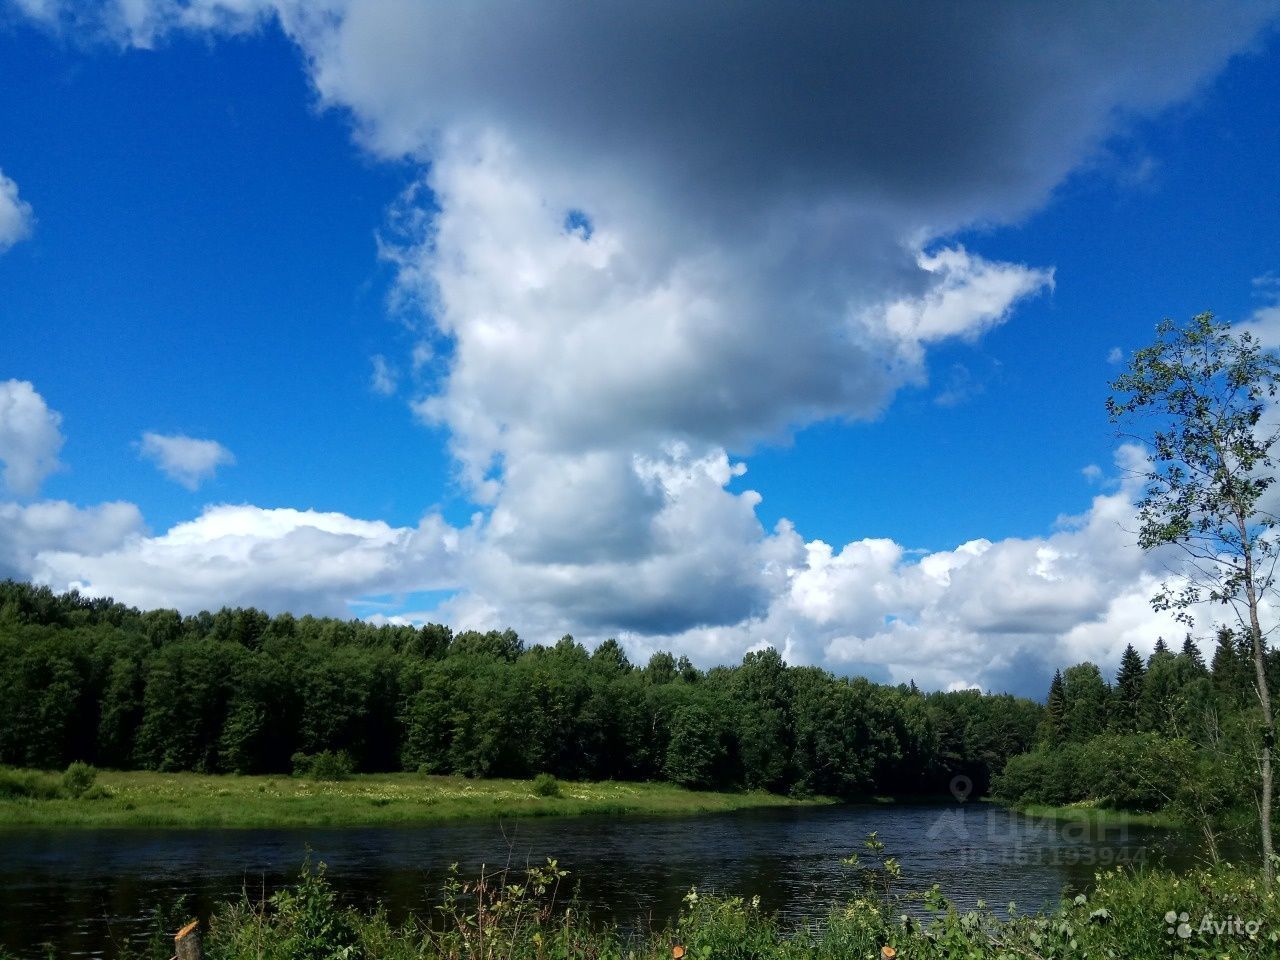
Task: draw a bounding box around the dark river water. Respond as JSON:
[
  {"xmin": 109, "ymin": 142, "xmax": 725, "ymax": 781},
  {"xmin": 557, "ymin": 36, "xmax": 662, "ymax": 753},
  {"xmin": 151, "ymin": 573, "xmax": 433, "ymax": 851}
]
[{"xmin": 0, "ymin": 802, "xmax": 1204, "ymax": 957}]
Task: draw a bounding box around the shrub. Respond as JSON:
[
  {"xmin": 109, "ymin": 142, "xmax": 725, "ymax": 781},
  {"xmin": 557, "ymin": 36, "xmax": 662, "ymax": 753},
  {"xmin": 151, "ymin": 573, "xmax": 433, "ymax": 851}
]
[
  {"xmin": 0, "ymin": 766, "xmax": 60, "ymax": 800},
  {"xmin": 532, "ymin": 772, "xmax": 561, "ymax": 797},
  {"xmin": 991, "ymin": 750, "xmax": 1053, "ymax": 805},
  {"xmin": 292, "ymin": 750, "xmax": 354, "ymax": 781},
  {"xmin": 60, "ymin": 761, "xmax": 98, "ymax": 799},
  {"xmin": 1081, "ymin": 733, "xmax": 1183, "ymax": 812},
  {"xmin": 995, "ymin": 733, "xmax": 1194, "ymax": 813},
  {"xmin": 264, "ymin": 860, "xmax": 363, "ymax": 960}
]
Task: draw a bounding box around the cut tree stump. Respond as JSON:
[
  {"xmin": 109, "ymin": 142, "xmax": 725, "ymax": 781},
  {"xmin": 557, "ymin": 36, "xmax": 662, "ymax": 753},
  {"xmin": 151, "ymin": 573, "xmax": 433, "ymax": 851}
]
[{"xmin": 175, "ymin": 920, "xmax": 203, "ymax": 960}]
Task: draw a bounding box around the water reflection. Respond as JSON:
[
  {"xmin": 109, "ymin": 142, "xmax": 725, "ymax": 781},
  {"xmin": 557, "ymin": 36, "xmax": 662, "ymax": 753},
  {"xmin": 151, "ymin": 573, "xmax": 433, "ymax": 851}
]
[{"xmin": 0, "ymin": 802, "xmax": 1200, "ymax": 958}]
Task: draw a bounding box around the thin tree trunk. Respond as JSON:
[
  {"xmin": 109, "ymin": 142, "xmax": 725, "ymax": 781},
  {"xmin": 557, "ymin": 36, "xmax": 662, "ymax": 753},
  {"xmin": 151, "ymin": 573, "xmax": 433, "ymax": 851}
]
[
  {"xmin": 1198, "ymin": 797, "xmax": 1221, "ymax": 867},
  {"xmin": 1243, "ymin": 542, "xmax": 1276, "ymax": 885}
]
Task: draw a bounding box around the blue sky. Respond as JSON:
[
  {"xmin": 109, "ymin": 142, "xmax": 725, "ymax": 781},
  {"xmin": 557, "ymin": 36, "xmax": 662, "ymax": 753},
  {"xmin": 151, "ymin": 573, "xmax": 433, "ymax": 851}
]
[
  {"xmin": 0, "ymin": 26, "xmax": 443, "ymax": 531},
  {"xmin": 748, "ymin": 47, "xmax": 1280, "ymax": 549},
  {"xmin": 1, "ymin": 2, "xmax": 1279, "ymax": 694}
]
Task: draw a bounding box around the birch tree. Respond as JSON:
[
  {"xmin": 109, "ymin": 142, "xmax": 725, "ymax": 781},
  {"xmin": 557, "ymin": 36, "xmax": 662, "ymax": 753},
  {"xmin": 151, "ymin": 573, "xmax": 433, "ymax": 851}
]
[{"xmin": 1108, "ymin": 311, "xmax": 1280, "ymax": 883}]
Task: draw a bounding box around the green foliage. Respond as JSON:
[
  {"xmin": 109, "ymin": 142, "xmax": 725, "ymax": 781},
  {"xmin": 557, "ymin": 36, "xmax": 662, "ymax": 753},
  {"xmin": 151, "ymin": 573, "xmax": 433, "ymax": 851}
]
[
  {"xmin": 664, "ymin": 704, "xmax": 726, "ymax": 789},
  {"xmin": 1042, "ymin": 669, "xmax": 1065, "ymax": 745},
  {"xmin": 1212, "ymin": 626, "xmax": 1254, "ymax": 702},
  {"xmin": 1107, "ymin": 312, "xmax": 1280, "ymax": 620},
  {"xmin": 998, "ymin": 625, "xmax": 1280, "ymax": 857},
  {"xmin": 227, "ymin": 860, "xmax": 364, "ymax": 960},
  {"xmin": 59, "ymin": 761, "xmax": 97, "ymax": 798},
  {"xmin": 0, "ymin": 579, "xmax": 1042, "ymax": 799},
  {"xmin": 191, "ymin": 860, "xmax": 1280, "ymax": 960},
  {"xmin": 0, "ymin": 766, "xmax": 59, "ymax": 800},
  {"xmin": 839, "ymin": 832, "xmax": 902, "ymax": 907},
  {"xmin": 1060, "ymin": 663, "xmax": 1109, "ymax": 743},
  {"xmin": 1111, "ymin": 644, "xmax": 1145, "ymax": 733},
  {"xmin": 532, "ymin": 772, "xmax": 561, "ymax": 797},
  {"xmin": 292, "ymin": 750, "xmax": 355, "ymax": 781}
]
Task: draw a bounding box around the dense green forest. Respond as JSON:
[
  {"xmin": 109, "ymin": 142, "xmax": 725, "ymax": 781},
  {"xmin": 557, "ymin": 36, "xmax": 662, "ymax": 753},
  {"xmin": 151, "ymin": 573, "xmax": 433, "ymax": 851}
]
[
  {"xmin": 0, "ymin": 580, "xmax": 1040, "ymax": 798},
  {"xmin": 994, "ymin": 630, "xmax": 1277, "ymax": 842}
]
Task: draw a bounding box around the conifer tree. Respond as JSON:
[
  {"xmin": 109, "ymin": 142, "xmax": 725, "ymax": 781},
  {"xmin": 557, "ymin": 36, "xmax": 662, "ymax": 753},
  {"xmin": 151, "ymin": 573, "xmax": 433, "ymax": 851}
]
[
  {"xmin": 1044, "ymin": 669, "xmax": 1066, "ymax": 745},
  {"xmin": 1211, "ymin": 626, "xmax": 1253, "ymax": 701},
  {"xmin": 1112, "ymin": 644, "xmax": 1146, "ymax": 732},
  {"xmin": 1181, "ymin": 634, "xmax": 1208, "ymax": 674}
]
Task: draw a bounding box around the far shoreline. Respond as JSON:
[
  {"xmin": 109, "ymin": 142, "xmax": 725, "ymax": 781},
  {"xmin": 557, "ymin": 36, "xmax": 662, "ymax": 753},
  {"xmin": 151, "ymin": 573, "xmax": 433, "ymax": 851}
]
[
  {"xmin": 0, "ymin": 769, "xmax": 838, "ymax": 829},
  {"xmin": 1012, "ymin": 801, "xmax": 1179, "ymax": 830},
  {"xmin": 2, "ymin": 767, "xmax": 1187, "ymax": 832}
]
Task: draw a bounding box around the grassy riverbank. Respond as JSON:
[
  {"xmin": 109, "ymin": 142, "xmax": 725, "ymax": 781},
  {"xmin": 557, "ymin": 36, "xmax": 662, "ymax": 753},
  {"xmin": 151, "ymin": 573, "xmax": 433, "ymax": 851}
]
[
  {"xmin": 1016, "ymin": 801, "xmax": 1179, "ymax": 829},
  {"xmin": 93, "ymin": 857, "xmax": 1280, "ymax": 960},
  {"xmin": 0, "ymin": 768, "xmax": 832, "ymax": 828}
]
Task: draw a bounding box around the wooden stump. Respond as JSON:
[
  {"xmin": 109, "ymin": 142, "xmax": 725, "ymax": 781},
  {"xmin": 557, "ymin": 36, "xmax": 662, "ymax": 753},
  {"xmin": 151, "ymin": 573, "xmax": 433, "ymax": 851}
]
[{"xmin": 175, "ymin": 920, "xmax": 203, "ymax": 960}]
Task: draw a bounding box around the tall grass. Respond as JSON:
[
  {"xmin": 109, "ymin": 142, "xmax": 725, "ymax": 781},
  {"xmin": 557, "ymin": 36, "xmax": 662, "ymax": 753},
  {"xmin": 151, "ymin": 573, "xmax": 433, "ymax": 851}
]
[{"xmin": 100, "ymin": 845, "xmax": 1280, "ymax": 960}]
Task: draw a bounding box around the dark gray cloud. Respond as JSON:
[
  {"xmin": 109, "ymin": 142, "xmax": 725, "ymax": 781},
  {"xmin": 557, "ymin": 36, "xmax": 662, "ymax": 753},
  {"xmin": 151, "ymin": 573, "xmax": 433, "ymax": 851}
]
[{"xmin": 315, "ymin": 0, "xmax": 1278, "ymax": 233}]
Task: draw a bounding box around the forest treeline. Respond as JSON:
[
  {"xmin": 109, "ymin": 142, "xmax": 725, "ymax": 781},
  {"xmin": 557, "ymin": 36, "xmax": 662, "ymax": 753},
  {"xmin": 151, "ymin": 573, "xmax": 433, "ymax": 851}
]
[
  {"xmin": 993, "ymin": 631, "xmax": 1276, "ymax": 836},
  {"xmin": 0, "ymin": 580, "xmax": 1041, "ymax": 797}
]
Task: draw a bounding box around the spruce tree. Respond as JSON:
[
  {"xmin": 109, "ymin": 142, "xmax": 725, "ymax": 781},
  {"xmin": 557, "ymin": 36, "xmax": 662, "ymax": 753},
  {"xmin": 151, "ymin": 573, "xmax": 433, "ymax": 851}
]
[
  {"xmin": 1180, "ymin": 633, "xmax": 1208, "ymax": 673},
  {"xmin": 1112, "ymin": 644, "xmax": 1146, "ymax": 732},
  {"xmin": 1211, "ymin": 626, "xmax": 1252, "ymax": 701},
  {"xmin": 1044, "ymin": 670, "xmax": 1066, "ymax": 745}
]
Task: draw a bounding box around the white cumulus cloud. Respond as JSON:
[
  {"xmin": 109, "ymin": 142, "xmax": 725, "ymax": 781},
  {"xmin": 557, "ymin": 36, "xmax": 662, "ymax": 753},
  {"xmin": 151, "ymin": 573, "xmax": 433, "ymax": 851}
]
[
  {"xmin": 34, "ymin": 503, "xmax": 462, "ymax": 616},
  {"xmin": 0, "ymin": 499, "xmax": 143, "ymax": 581},
  {"xmin": 10, "ymin": 443, "xmax": 1240, "ymax": 695},
  {"xmin": 0, "ymin": 169, "xmax": 33, "ymax": 253},
  {"xmin": 138, "ymin": 432, "xmax": 235, "ymax": 490},
  {"xmin": 880, "ymin": 248, "xmax": 1054, "ymax": 361},
  {"xmin": 0, "ymin": 380, "xmax": 64, "ymax": 496}
]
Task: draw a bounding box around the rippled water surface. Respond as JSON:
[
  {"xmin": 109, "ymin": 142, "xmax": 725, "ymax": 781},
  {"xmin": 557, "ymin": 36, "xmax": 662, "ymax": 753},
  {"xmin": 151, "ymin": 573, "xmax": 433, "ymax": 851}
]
[{"xmin": 0, "ymin": 802, "xmax": 1200, "ymax": 957}]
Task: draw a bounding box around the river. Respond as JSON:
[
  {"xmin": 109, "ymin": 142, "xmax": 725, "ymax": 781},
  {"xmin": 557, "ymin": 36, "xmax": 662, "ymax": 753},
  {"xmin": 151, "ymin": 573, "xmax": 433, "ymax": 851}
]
[{"xmin": 0, "ymin": 802, "xmax": 1203, "ymax": 957}]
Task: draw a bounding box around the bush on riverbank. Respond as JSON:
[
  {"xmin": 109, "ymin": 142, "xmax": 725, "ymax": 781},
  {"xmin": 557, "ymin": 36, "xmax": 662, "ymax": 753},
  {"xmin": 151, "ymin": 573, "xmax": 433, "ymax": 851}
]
[
  {"xmin": 292, "ymin": 750, "xmax": 355, "ymax": 781},
  {"xmin": 60, "ymin": 761, "xmax": 99, "ymax": 797},
  {"xmin": 0, "ymin": 765, "xmax": 59, "ymax": 799},
  {"xmin": 993, "ymin": 734, "xmax": 1185, "ymax": 811},
  {"xmin": 0, "ymin": 762, "xmax": 106, "ymax": 801},
  {"xmin": 532, "ymin": 772, "xmax": 561, "ymax": 796},
  {"xmin": 114, "ymin": 856, "xmax": 1280, "ymax": 960}
]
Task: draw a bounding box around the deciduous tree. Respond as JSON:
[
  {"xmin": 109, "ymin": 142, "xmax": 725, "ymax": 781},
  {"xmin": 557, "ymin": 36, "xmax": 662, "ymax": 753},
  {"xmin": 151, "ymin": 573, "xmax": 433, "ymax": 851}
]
[{"xmin": 1109, "ymin": 311, "xmax": 1280, "ymax": 882}]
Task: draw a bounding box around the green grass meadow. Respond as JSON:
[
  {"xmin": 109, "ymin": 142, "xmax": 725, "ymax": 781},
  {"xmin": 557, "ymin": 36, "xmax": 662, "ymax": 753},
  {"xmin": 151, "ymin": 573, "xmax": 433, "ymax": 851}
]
[{"xmin": 0, "ymin": 768, "xmax": 832, "ymax": 828}]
